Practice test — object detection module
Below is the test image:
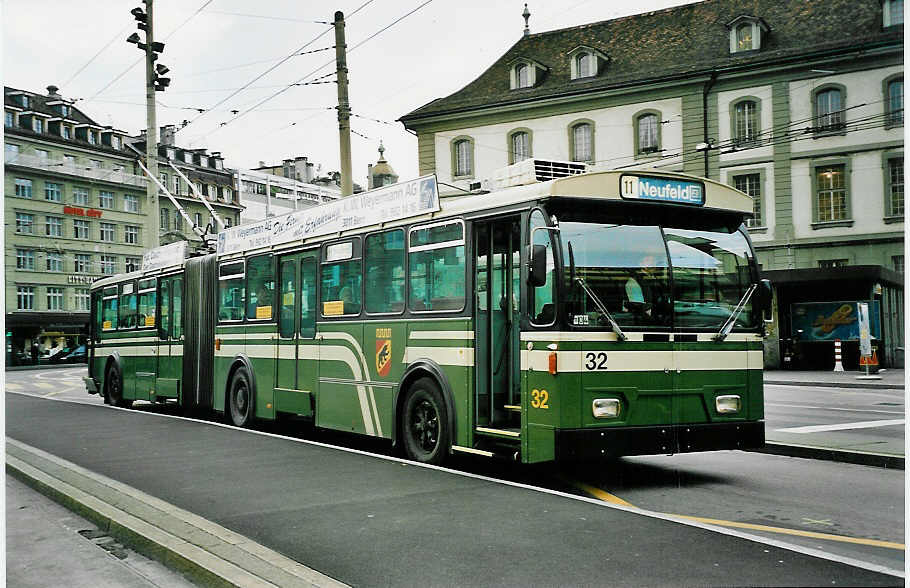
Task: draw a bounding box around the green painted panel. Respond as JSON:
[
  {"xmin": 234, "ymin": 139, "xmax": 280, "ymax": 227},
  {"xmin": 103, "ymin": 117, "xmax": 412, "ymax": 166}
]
[{"xmin": 156, "ymin": 378, "xmax": 180, "ymax": 399}]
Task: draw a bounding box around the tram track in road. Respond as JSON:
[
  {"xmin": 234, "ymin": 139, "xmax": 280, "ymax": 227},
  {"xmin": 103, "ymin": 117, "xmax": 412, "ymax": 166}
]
[{"xmin": 9, "ymin": 390, "xmax": 905, "ymax": 577}]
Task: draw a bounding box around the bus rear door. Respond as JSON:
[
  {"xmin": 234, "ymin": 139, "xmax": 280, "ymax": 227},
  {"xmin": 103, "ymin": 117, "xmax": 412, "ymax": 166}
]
[
  {"xmin": 156, "ymin": 274, "xmax": 183, "ymax": 402},
  {"xmin": 275, "ymin": 251, "xmax": 318, "ymax": 417}
]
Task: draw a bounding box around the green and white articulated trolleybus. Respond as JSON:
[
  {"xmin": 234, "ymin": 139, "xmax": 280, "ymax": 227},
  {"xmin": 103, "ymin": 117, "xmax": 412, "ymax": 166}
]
[{"xmin": 86, "ymin": 162, "xmax": 771, "ymax": 465}]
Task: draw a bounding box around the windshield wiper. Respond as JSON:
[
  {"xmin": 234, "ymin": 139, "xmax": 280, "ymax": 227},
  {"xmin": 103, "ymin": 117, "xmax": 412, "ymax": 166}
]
[
  {"xmin": 575, "ymin": 276, "xmax": 627, "ymax": 341},
  {"xmin": 713, "ymin": 283, "xmax": 757, "ymax": 342}
]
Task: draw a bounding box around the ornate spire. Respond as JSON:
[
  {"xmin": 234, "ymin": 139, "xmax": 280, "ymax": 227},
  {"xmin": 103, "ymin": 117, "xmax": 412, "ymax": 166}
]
[
  {"xmin": 522, "ymin": 4, "xmax": 531, "ymax": 37},
  {"xmin": 377, "ymin": 140, "xmax": 386, "ymax": 162}
]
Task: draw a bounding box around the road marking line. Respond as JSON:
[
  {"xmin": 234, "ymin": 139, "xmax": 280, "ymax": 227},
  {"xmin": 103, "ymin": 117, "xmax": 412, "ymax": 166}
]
[
  {"xmin": 569, "ymin": 480, "xmax": 635, "ymax": 507},
  {"xmin": 10, "ymin": 391, "xmax": 904, "ymax": 579},
  {"xmin": 766, "ymin": 402, "xmax": 904, "ymax": 415},
  {"xmin": 776, "ymin": 419, "xmax": 905, "ymax": 434},
  {"xmin": 801, "ymin": 517, "xmax": 834, "ymax": 526},
  {"xmin": 673, "ymin": 515, "xmax": 905, "ymax": 551},
  {"xmin": 42, "ymin": 390, "xmax": 61, "ymax": 397}
]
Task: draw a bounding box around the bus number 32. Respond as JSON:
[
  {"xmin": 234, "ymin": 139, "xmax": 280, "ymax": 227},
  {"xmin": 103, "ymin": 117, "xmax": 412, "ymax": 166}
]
[
  {"xmin": 530, "ymin": 389, "xmax": 549, "ymax": 409},
  {"xmin": 584, "ymin": 352, "xmax": 608, "ymax": 370}
]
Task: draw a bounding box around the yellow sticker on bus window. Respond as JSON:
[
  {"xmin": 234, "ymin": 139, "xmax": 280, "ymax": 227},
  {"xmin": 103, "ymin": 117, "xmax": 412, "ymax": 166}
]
[
  {"xmin": 145, "ymin": 314, "xmax": 156, "ymax": 327},
  {"xmin": 103, "ymin": 320, "xmax": 112, "ymax": 329},
  {"xmin": 256, "ymin": 305, "xmax": 272, "ymax": 320},
  {"xmin": 323, "ymin": 300, "xmax": 344, "ymax": 316},
  {"xmin": 283, "ymin": 292, "xmax": 294, "ymax": 306}
]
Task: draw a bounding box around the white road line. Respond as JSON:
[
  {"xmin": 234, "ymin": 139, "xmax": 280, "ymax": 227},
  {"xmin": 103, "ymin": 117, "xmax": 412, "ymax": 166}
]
[
  {"xmin": 765, "ymin": 402, "xmax": 905, "ymax": 415},
  {"xmin": 6, "ymin": 390, "xmax": 904, "ymax": 580},
  {"xmin": 776, "ymin": 419, "xmax": 905, "ymax": 434}
]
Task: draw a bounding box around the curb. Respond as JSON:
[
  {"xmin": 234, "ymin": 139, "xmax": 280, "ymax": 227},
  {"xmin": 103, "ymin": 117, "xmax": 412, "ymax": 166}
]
[
  {"xmin": 750, "ymin": 442, "xmax": 904, "ymax": 470},
  {"xmin": 765, "ymin": 380, "xmax": 904, "ymax": 390},
  {"xmin": 6, "ymin": 363, "xmax": 88, "ymax": 372},
  {"xmin": 6, "ymin": 438, "xmax": 347, "ymax": 588}
]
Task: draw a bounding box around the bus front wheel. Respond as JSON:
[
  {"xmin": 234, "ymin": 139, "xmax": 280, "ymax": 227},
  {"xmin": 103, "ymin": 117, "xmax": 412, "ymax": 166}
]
[
  {"xmin": 402, "ymin": 377, "xmax": 449, "ymax": 465},
  {"xmin": 106, "ymin": 365, "xmax": 132, "ymax": 409},
  {"xmin": 228, "ymin": 368, "xmax": 254, "ymax": 427}
]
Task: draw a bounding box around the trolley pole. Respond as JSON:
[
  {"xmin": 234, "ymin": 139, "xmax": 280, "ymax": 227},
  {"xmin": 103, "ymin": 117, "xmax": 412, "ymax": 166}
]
[
  {"xmin": 334, "ymin": 11, "xmax": 353, "ymax": 197},
  {"xmin": 144, "ymin": 0, "xmax": 159, "ymax": 249}
]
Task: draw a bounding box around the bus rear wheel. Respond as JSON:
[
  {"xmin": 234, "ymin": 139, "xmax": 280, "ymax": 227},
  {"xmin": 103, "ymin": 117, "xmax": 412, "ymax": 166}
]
[
  {"xmin": 402, "ymin": 378, "xmax": 449, "ymax": 465},
  {"xmin": 106, "ymin": 365, "xmax": 132, "ymax": 409},
  {"xmin": 228, "ymin": 368, "xmax": 254, "ymax": 427}
]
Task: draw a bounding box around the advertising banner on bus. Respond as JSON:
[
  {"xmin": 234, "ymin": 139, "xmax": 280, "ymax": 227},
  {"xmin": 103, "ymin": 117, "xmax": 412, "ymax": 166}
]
[
  {"xmin": 141, "ymin": 240, "xmax": 187, "ymax": 271},
  {"xmin": 790, "ymin": 300, "xmax": 881, "ymax": 341},
  {"xmin": 217, "ymin": 175, "xmax": 440, "ymax": 255}
]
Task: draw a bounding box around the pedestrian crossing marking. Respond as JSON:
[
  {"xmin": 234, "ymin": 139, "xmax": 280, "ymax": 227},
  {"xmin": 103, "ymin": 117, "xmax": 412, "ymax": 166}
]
[{"xmin": 776, "ymin": 419, "xmax": 905, "ymax": 434}]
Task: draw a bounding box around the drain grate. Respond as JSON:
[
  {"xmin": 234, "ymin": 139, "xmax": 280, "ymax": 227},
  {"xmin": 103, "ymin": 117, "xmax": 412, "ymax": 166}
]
[{"xmin": 78, "ymin": 529, "xmax": 129, "ymax": 560}]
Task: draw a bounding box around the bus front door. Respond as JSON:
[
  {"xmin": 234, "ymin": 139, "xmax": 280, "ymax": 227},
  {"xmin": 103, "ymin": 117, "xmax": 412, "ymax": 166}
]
[
  {"xmin": 474, "ymin": 219, "xmax": 521, "ymax": 436},
  {"xmin": 275, "ymin": 252, "xmax": 318, "ymax": 417}
]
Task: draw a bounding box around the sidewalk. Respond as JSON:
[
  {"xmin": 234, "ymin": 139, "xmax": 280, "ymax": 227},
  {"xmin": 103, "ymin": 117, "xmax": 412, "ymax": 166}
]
[{"xmin": 764, "ymin": 368, "xmax": 905, "ymax": 390}]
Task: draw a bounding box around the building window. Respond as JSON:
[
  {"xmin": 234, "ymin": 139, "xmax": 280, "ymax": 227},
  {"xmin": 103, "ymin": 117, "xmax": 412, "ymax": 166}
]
[
  {"xmin": 100, "ymin": 222, "xmax": 115, "ymax": 242},
  {"xmin": 194, "ymin": 212, "xmax": 202, "ymax": 229},
  {"xmin": 75, "ymin": 288, "xmax": 90, "ymax": 311},
  {"xmin": 124, "ymin": 225, "xmax": 139, "ymax": 244},
  {"xmin": 15, "ymin": 178, "xmax": 32, "ymax": 198},
  {"xmin": 224, "ymin": 187, "xmax": 233, "ymax": 202},
  {"xmin": 124, "ymin": 194, "xmax": 139, "ymax": 213},
  {"xmin": 452, "ymin": 137, "xmax": 474, "ymax": 178},
  {"xmin": 19, "ymin": 95, "xmax": 28, "ymax": 108},
  {"xmin": 173, "ymin": 175, "xmax": 180, "ymax": 195},
  {"xmin": 111, "ymin": 136, "xmax": 121, "ymax": 149},
  {"xmin": 733, "ymin": 100, "xmax": 759, "ymax": 145},
  {"xmin": 73, "ymin": 219, "xmax": 90, "ymax": 239},
  {"xmin": 44, "ymin": 182, "xmax": 62, "ymax": 202},
  {"xmin": 736, "ymin": 23, "xmax": 753, "ymax": 51},
  {"xmin": 886, "ymin": 77, "xmax": 903, "ymax": 127},
  {"xmin": 99, "ymin": 191, "xmax": 114, "ymax": 209},
  {"xmin": 63, "ymin": 154, "xmax": 76, "ymax": 166},
  {"xmin": 887, "ymin": 156, "xmax": 904, "ymax": 217},
  {"xmin": 89, "ymin": 159, "xmax": 102, "ymax": 168},
  {"xmin": 15, "ymin": 213, "xmax": 34, "ymax": 234},
  {"xmin": 16, "ymin": 249, "xmax": 35, "ymax": 270},
  {"xmin": 175, "ymin": 212, "xmax": 184, "ymax": 232},
  {"xmin": 733, "ymin": 173, "xmax": 762, "ymax": 227},
  {"xmin": 46, "ymin": 287, "xmax": 64, "ymax": 311},
  {"xmin": 635, "ymin": 111, "xmax": 660, "ymax": 155},
  {"xmin": 17, "ymin": 286, "xmax": 34, "ymax": 310},
  {"xmin": 570, "ymin": 121, "xmax": 594, "ymax": 163},
  {"xmin": 46, "ymin": 253, "xmax": 63, "ymax": 272},
  {"xmin": 815, "ymin": 87, "xmax": 845, "ymax": 132},
  {"xmin": 73, "ymin": 187, "xmax": 89, "ymax": 205},
  {"xmin": 60, "ymin": 105, "xmax": 69, "ymax": 117},
  {"xmin": 576, "ymin": 52, "xmax": 593, "ymax": 78},
  {"xmin": 815, "ymin": 164, "xmax": 848, "ymax": 222},
  {"xmin": 87, "ymin": 131, "xmax": 96, "ymax": 145},
  {"xmin": 32, "ymin": 118, "xmax": 43, "ymax": 133},
  {"xmin": 509, "ymin": 130, "xmax": 531, "ymax": 164},
  {"xmin": 4, "ymin": 111, "xmax": 12, "ymax": 127},
  {"xmin": 184, "ymin": 152, "xmax": 193, "ymax": 164},
  {"xmin": 46, "ymin": 216, "xmax": 63, "ymax": 237},
  {"xmin": 818, "ymin": 259, "xmax": 848, "ymax": 268},
  {"xmin": 101, "ymin": 255, "xmax": 116, "ymax": 275},
  {"xmin": 62, "ymin": 126, "xmax": 71, "ymax": 140},
  {"xmin": 516, "ymin": 64, "xmax": 529, "ymax": 88},
  {"xmin": 893, "ymin": 255, "xmax": 904, "ymax": 274},
  {"xmin": 75, "ymin": 254, "xmax": 91, "ymax": 273},
  {"xmin": 6, "ymin": 143, "xmax": 20, "ymax": 157},
  {"xmin": 161, "ymin": 208, "xmax": 172, "ymax": 231},
  {"xmin": 125, "ymin": 257, "xmax": 141, "ymax": 273},
  {"xmin": 884, "ymin": 0, "xmax": 904, "ymax": 27}
]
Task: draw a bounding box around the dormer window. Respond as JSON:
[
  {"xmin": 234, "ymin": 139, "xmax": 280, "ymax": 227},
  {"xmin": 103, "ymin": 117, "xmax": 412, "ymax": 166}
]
[
  {"xmin": 184, "ymin": 152, "xmax": 193, "ymax": 164},
  {"xmin": 166, "ymin": 148, "xmax": 175, "ymax": 160},
  {"xmin": 200, "ymin": 155, "xmax": 209, "ymax": 167},
  {"xmin": 727, "ymin": 15, "xmax": 769, "ymax": 53},
  {"xmin": 567, "ymin": 46, "xmax": 609, "ymax": 80},
  {"xmin": 20, "ymin": 95, "xmax": 28, "ymax": 108},
  {"xmin": 508, "ymin": 58, "xmax": 546, "ymax": 90},
  {"xmin": 884, "ymin": 0, "xmax": 904, "ymax": 27}
]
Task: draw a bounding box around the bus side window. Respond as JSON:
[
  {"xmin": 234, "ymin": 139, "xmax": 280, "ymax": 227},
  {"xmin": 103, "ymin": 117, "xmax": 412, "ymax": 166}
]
[
  {"xmin": 138, "ymin": 278, "xmax": 157, "ymax": 328},
  {"xmin": 529, "ymin": 209, "xmax": 555, "ymax": 325},
  {"xmin": 102, "ymin": 286, "xmax": 119, "ymax": 331},
  {"xmin": 279, "ymin": 260, "xmax": 296, "ymax": 338},
  {"xmin": 321, "ymin": 240, "xmax": 361, "ymax": 316},
  {"xmin": 247, "ymin": 255, "xmax": 274, "ymax": 321},
  {"xmin": 301, "ymin": 256, "xmax": 317, "ymax": 338},
  {"xmin": 408, "ymin": 221, "xmax": 466, "ymax": 312},
  {"xmin": 365, "ymin": 229, "xmax": 405, "ymax": 314},
  {"xmin": 172, "ymin": 278, "xmax": 183, "ymax": 339},
  {"xmin": 159, "ymin": 280, "xmax": 170, "ymax": 339},
  {"xmin": 118, "ymin": 282, "xmax": 137, "ymax": 329},
  {"xmin": 218, "ymin": 261, "xmax": 245, "ymax": 322},
  {"xmin": 92, "ymin": 291, "xmax": 103, "ymax": 340}
]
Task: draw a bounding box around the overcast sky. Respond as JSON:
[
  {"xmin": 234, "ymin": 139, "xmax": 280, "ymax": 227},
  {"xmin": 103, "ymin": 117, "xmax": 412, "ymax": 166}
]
[{"xmin": 3, "ymin": 0, "xmax": 693, "ymax": 185}]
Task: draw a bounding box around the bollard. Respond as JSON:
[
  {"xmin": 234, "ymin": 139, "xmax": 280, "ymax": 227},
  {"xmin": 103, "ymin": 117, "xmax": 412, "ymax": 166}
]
[{"xmin": 833, "ymin": 339, "xmax": 844, "ymax": 372}]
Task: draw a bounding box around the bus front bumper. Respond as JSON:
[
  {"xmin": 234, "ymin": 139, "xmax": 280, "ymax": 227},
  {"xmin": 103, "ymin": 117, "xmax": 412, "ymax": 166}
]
[{"xmin": 555, "ymin": 421, "xmax": 764, "ymax": 461}]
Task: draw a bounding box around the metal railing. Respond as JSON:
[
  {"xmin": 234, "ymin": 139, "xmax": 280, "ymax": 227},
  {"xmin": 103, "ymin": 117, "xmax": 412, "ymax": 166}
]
[{"xmin": 6, "ymin": 153, "xmax": 148, "ymax": 188}]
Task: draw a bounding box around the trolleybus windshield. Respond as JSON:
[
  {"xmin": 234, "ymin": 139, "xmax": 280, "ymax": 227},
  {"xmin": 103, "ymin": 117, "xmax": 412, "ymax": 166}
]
[{"xmin": 559, "ymin": 220, "xmax": 758, "ymax": 331}]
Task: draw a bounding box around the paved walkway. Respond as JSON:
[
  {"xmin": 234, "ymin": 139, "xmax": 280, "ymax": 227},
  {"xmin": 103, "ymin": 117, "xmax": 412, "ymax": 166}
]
[{"xmin": 764, "ymin": 368, "xmax": 905, "ymax": 389}]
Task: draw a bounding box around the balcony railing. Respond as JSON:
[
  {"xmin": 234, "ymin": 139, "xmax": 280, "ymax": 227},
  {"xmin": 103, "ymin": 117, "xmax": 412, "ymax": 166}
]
[{"xmin": 6, "ymin": 153, "xmax": 148, "ymax": 188}]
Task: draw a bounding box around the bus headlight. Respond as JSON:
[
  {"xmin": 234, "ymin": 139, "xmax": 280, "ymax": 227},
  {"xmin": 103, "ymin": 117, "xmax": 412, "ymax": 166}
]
[
  {"xmin": 715, "ymin": 395, "xmax": 741, "ymax": 414},
  {"xmin": 592, "ymin": 398, "xmax": 621, "ymax": 419}
]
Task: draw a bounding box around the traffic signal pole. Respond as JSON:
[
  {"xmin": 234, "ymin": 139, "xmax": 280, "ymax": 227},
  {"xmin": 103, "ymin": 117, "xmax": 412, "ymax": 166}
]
[
  {"xmin": 143, "ymin": 0, "xmax": 159, "ymax": 250},
  {"xmin": 334, "ymin": 11, "xmax": 353, "ymax": 197}
]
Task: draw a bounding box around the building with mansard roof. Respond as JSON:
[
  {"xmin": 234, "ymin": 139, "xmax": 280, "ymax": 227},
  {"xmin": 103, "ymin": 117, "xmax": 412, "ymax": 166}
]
[{"xmin": 400, "ymin": 0, "xmax": 904, "ymax": 368}]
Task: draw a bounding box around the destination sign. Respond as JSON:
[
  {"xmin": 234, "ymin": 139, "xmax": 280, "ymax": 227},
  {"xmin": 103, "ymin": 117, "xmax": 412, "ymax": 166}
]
[
  {"xmin": 620, "ymin": 174, "xmax": 705, "ymax": 206},
  {"xmin": 217, "ymin": 175, "xmax": 440, "ymax": 255},
  {"xmin": 142, "ymin": 240, "xmax": 187, "ymax": 271}
]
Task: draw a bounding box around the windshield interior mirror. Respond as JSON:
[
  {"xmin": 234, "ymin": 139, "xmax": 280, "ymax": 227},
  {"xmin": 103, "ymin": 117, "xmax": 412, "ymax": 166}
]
[
  {"xmin": 528, "ymin": 244, "xmax": 547, "ymax": 287},
  {"xmin": 757, "ymin": 279, "xmax": 773, "ymax": 322}
]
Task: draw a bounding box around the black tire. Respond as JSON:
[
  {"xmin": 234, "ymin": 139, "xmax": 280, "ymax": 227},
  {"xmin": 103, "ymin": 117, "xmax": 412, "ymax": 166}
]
[
  {"xmin": 402, "ymin": 377, "xmax": 449, "ymax": 465},
  {"xmin": 106, "ymin": 364, "xmax": 132, "ymax": 409},
  {"xmin": 228, "ymin": 368, "xmax": 254, "ymax": 427}
]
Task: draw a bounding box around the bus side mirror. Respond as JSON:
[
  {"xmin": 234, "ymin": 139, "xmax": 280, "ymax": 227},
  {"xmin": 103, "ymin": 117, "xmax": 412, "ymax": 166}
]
[
  {"xmin": 528, "ymin": 244, "xmax": 547, "ymax": 287},
  {"xmin": 756, "ymin": 279, "xmax": 773, "ymax": 321}
]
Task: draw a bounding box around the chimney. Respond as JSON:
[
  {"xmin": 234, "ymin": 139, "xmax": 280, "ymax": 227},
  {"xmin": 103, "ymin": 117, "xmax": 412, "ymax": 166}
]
[
  {"xmin": 258, "ymin": 160, "xmax": 266, "ymax": 168},
  {"xmin": 46, "ymin": 85, "xmax": 61, "ymax": 98},
  {"xmin": 159, "ymin": 124, "xmax": 177, "ymax": 147}
]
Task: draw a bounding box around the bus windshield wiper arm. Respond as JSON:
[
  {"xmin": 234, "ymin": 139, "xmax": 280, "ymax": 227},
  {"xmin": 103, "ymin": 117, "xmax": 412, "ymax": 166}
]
[
  {"xmin": 575, "ymin": 277, "xmax": 627, "ymax": 341},
  {"xmin": 713, "ymin": 283, "xmax": 758, "ymax": 342}
]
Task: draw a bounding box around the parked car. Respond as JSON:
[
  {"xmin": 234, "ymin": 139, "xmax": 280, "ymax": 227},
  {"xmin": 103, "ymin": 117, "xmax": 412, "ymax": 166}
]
[
  {"xmin": 61, "ymin": 345, "xmax": 87, "ymax": 364},
  {"xmin": 47, "ymin": 347, "xmax": 73, "ymax": 364}
]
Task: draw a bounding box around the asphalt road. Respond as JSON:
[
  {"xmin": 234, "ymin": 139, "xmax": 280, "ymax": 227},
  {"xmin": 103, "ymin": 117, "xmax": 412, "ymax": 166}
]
[{"xmin": 5, "ymin": 368, "xmax": 905, "ymax": 579}]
